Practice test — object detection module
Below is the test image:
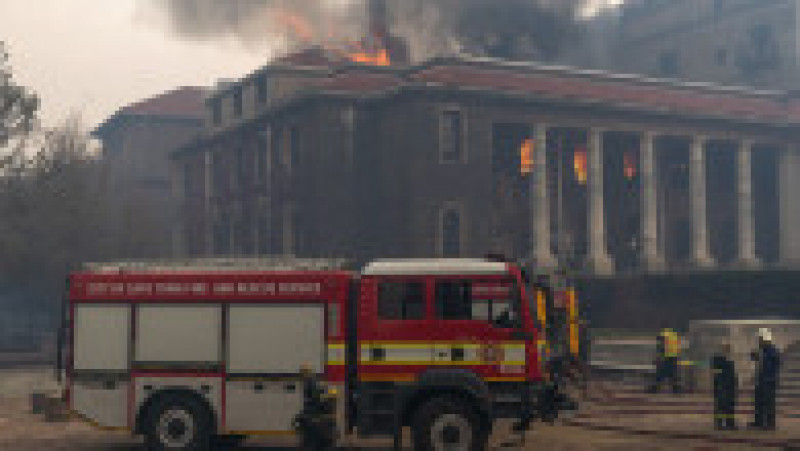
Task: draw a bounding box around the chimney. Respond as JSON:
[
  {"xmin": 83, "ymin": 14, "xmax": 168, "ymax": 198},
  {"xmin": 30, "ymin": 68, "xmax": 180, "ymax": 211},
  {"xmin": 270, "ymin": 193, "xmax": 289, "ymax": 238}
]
[
  {"xmin": 366, "ymin": 0, "xmax": 410, "ymax": 65},
  {"xmin": 369, "ymin": 0, "xmax": 389, "ymax": 39}
]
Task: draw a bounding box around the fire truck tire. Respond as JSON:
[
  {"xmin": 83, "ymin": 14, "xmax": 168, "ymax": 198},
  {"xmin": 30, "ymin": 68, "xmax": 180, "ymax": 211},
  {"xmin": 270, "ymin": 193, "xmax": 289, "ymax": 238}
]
[
  {"xmin": 143, "ymin": 393, "xmax": 213, "ymax": 451},
  {"xmin": 411, "ymin": 396, "xmax": 488, "ymax": 451}
]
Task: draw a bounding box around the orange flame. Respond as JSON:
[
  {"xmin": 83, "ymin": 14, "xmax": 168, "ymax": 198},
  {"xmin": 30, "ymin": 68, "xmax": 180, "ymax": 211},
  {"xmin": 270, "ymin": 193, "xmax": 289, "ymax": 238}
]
[
  {"xmin": 520, "ymin": 138, "xmax": 534, "ymax": 175},
  {"xmin": 574, "ymin": 147, "xmax": 588, "ymax": 185},
  {"xmin": 624, "ymin": 152, "xmax": 637, "ymax": 180},
  {"xmin": 345, "ymin": 38, "xmax": 391, "ymax": 66}
]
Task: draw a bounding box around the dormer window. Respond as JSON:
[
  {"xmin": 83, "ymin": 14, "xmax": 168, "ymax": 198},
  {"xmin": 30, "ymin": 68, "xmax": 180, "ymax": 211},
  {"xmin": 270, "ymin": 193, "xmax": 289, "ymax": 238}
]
[
  {"xmin": 211, "ymin": 98, "xmax": 222, "ymax": 126},
  {"xmin": 233, "ymin": 86, "xmax": 243, "ymax": 118},
  {"xmin": 256, "ymin": 75, "xmax": 268, "ymax": 104}
]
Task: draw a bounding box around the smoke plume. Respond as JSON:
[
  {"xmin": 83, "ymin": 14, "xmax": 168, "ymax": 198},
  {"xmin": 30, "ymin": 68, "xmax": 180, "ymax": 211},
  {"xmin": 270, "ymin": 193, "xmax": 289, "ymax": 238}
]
[{"xmin": 140, "ymin": 0, "xmax": 588, "ymax": 62}]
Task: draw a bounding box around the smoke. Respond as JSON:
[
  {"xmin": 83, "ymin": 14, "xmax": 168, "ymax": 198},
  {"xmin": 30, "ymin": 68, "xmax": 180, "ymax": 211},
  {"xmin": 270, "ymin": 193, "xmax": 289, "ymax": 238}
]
[
  {"xmin": 136, "ymin": 0, "xmax": 365, "ymax": 53},
  {"xmin": 393, "ymin": 0, "xmax": 587, "ymax": 61},
  {"xmin": 140, "ymin": 0, "xmax": 588, "ymax": 62}
]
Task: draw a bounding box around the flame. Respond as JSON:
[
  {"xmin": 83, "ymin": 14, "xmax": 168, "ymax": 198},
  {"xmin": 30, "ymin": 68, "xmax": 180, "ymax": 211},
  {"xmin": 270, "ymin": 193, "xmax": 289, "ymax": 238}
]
[
  {"xmin": 520, "ymin": 138, "xmax": 534, "ymax": 175},
  {"xmin": 345, "ymin": 38, "xmax": 391, "ymax": 66},
  {"xmin": 573, "ymin": 147, "xmax": 588, "ymax": 185},
  {"xmin": 624, "ymin": 152, "xmax": 637, "ymax": 180},
  {"xmin": 270, "ymin": 8, "xmax": 391, "ymax": 67}
]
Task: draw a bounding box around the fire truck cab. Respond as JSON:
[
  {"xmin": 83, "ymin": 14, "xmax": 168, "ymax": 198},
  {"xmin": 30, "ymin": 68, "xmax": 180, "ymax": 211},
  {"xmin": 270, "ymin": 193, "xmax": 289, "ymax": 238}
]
[{"xmin": 61, "ymin": 257, "xmax": 570, "ymax": 450}]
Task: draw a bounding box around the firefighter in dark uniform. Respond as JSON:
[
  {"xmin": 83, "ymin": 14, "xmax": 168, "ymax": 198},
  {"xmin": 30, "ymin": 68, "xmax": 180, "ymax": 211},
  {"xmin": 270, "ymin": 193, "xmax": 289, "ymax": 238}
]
[
  {"xmin": 712, "ymin": 341, "xmax": 738, "ymax": 430},
  {"xmin": 294, "ymin": 364, "xmax": 337, "ymax": 450},
  {"xmin": 750, "ymin": 328, "xmax": 780, "ymax": 430},
  {"xmin": 648, "ymin": 328, "xmax": 681, "ymax": 394}
]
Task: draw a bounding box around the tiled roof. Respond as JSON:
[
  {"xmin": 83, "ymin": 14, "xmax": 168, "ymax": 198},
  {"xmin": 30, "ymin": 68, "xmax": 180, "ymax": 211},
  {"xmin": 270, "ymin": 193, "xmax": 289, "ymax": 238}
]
[
  {"xmin": 408, "ymin": 65, "xmax": 791, "ymax": 122},
  {"xmin": 122, "ymin": 87, "xmax": 206, "ymax": 119},
  {"xmin": 313, "ymin": 71, "xmax": 401, "ymax": 93},
  {"xmin": 272, "ymin": 47, "xmax": 337, "ymax": 67}
]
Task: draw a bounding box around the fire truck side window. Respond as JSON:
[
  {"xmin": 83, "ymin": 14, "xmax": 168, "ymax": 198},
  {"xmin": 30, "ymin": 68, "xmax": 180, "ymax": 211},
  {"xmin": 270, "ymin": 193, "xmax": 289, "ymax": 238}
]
[
  {"xmin": 378, "ymin": 282, "xmax": 425, "ymax": 320},
  {"xmin": 435, "ymin": 280, "xmax": 521, "ymax": 327},
  {"xmin": 435, "ymin": 281, "xmax": 472, "ymax": 320}
]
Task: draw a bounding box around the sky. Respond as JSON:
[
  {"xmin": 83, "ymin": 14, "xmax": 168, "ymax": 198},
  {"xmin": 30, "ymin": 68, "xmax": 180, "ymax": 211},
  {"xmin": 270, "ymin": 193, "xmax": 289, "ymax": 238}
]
[{"xmin": 0, "ymin": 0, "xmax": 624, "ymax": 131}]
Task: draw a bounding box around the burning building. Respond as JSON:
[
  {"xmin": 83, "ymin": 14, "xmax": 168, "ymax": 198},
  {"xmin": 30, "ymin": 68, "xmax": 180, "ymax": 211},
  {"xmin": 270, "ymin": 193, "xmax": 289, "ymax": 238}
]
[{"xmin": 170, "ymin": 0, "xmax": 800, "ymax": 326}]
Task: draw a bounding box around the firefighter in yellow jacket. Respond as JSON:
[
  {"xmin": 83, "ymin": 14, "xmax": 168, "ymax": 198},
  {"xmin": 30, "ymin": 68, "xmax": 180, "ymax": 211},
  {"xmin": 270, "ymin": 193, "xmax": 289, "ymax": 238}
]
[{"xmin": 647, "ymin": 328, "xmax": 681, "ymax": 394}]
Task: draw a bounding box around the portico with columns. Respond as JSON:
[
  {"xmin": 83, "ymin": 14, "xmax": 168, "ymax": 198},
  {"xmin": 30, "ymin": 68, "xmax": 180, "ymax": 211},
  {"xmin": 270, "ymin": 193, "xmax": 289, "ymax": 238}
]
[{"xmin": 528, "ymin": 124, "xmax": 784, "ymax": 277}]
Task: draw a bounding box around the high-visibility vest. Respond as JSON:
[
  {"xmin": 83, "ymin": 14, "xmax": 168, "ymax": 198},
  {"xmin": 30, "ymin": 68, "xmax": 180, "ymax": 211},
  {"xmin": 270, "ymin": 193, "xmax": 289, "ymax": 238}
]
[
  {"xmin": 664, "ymin": 330, "xmax": 680, "ymax": 358},
  {"xmin": 567, "ymin": 288, "xmax": 579, "ymax": 357}
]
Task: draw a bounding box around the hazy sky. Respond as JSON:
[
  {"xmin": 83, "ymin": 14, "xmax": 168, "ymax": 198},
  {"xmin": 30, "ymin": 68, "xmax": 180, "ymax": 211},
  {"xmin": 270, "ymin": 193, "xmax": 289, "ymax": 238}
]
[{"xmin": 1, "ymin": 0, "xmax": 623, "ymax": 131}]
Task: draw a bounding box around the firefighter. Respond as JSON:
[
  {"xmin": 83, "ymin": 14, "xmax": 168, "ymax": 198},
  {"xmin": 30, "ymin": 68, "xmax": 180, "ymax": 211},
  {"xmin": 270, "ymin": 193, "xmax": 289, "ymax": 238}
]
[
  {"xmin": 294, "ymin": 364, "xmax": 337, "ymax": 450},
  {"xmin": 750, "ymin": 328, "xmax": 780, "ymax": 430},
  {"xmin": 712, "ymin": 341, "xmax": 737, "ymax": 430},
  {"xmin": 648, "ymin": 328, "xmax": 681, "ymax": 394}
]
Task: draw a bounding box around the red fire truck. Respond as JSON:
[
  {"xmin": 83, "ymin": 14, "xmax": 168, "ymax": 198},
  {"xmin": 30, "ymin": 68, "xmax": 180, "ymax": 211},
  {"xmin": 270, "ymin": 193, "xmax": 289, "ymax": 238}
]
[{"xmin": 57, "ymin": 257, "xmax": 580, "ymax": 450}]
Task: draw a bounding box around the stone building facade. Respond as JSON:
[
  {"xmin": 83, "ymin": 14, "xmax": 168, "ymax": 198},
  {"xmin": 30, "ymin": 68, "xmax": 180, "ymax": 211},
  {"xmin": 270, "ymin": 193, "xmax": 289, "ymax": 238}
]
[
  {"xmin": 94, "ymin": 87, "xmax": 206, "ymax": 258},
  {"xmin": 171, "ymin": 52, "xmax": 800, "ymax": 277},
  {"xmin": 615, "ymin": 0, "xmax": 800, "ymax": 89}
]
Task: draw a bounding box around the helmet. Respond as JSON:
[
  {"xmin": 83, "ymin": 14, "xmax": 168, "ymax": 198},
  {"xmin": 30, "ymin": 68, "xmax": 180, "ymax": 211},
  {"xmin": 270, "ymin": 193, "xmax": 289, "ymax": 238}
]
[{"xmin": 758, "ymin": 328, "xmax": 773, "ymax": 343}]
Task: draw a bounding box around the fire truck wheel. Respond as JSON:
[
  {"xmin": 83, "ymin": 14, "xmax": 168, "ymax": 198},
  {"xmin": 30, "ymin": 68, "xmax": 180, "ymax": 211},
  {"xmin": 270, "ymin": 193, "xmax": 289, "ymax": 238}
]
[
  {"xmin": 412, "ymin": 397, "xmax": 488, "ymax": 451},
  {"xmin": 143, "ymin": 393, "xmax": 212, "ymax": 451}
]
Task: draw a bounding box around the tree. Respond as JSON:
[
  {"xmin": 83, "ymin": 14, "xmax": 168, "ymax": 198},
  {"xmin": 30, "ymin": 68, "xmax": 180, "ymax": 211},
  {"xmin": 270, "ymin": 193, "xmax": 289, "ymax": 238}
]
[
  {"xmin": 0, "ymin": 115, "xmax": 112, "ymax": 318},
  {"xmin": 0, "ymin": 42, "xmax": 39, "ymax": 169}
]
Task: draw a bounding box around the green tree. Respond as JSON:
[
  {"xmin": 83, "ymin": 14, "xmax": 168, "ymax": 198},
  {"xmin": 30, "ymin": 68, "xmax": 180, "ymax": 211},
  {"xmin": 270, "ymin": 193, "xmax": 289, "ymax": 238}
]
[{"xmin": 0, "ymin": 42, "xmax": 39, "ymax": 170}]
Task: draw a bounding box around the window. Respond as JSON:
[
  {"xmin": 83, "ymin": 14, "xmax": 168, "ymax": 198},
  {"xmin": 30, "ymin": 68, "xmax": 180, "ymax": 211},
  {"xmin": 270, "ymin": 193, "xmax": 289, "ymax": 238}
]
[
  {"xmin": 440, "ymin": 206, "xmax": 462, "ymax": 257},
  {"xmin": 212, "ymin": 153, "xmax": 226, "ymax": 197},
  {"xmin": 378, "ymin": 282, "xmax": 425, "ymax": 320},
  {"xmin": 213, "ymin": 210, "xmax": 231, "ymax": 255},
  {"xmin": 435, "ymin": 280, "xmax": 521, "ymax": 328},
  {"xmin": 435, "ymin": 281, "xmax": 471, "ymax": 320},
  {"xmin": 440, "ymin": 110, "xmax": 464, "ymax": 163},
  {"xmin": 233, "ymin": 86, "xmax": 243, "ymax": 118},
  {"xmin": 257, "ymin": 198, "xmax": 271, "ymax": 255},
  {"xmin": 255, "ymin": 134, "xmax": 270, "ymax": 185},
  {"xmin": 713, "ymin": 0, "xmax": 723, "ymax": 18},
  {"xmin": 256, "ymin": 76, "xmax": 268, "ymax": 104},
  {"xmin": 715, "ymin": 48, "xmax": 728, "ymax": 66},
  {"xmin": 286, "ymin": 126, "xmax": 300, "ymax": 170},
  {"xmin": 211, "ymin": 98, "xmax": 222, "ymax": 126},
  {"xmin": 657, "ymin": 51, "xmax": 679, "ymax": 77},
  {"xmin": 182, "ymin": 163, "xmax": 193, "ymax": 197},
  {"xmin": 235, "ymin": 145, "xmax": 247, "ymax": 190}
]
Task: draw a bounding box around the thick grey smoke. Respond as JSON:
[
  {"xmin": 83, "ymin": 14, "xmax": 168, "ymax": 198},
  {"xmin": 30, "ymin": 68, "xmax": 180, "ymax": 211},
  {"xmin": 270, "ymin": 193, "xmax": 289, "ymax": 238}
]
[
  {"xmin": 394, "ymin": 0, "xmax": 586, "ymax": 61},
  {"xmin": 140, "ymin": 0, "xmax": 587, "ymax": 62}
]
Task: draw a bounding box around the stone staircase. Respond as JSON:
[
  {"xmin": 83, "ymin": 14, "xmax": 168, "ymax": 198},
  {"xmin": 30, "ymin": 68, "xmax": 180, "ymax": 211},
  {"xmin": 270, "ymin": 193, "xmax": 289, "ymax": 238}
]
[{"xmin": 779, "ymin": 345, "xmax": 800, "ymax": 405}]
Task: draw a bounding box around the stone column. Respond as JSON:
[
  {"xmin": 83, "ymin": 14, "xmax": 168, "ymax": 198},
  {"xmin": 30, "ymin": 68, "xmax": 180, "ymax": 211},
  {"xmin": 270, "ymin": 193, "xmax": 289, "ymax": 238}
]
[
  {"xmin": 586, "ymin": 128, "xmax": 614, "ymax": 276},
  {"xmin": 531, "ymin": 123, "xmax": 557, "ymax": 271},
  {"xmin": 737, "ymin": 139, "xmax": 760, "ymax": 268},
  {"xmin": 640, "ymin": 131, "xmax": 665, "ymax": 271},
  {"xmin": 779, "ymin": 146, "xmax": 800, "ymax": 266},
  {"xmin": 690, "ymin": 135, "xmax": 715, "ymax": 268},
  {"xmin": 203, "ymin": 150, "xmax": 214, "ymax": 256}
]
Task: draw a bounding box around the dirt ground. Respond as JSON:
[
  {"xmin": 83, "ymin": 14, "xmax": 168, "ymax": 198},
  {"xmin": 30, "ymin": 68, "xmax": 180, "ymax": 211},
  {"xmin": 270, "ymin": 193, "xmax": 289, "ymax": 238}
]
[
  {"xmin": 0, "ymin": 369, "xmax": 793, "ymax": 450},
  {"xmin": 0, "ymin": 395, "xmax": 782, "ymax": 451}
]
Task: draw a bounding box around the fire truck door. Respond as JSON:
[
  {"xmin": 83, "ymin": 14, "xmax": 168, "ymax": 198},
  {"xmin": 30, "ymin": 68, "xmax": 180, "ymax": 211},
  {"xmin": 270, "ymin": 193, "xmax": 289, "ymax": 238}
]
[
  {"xmin": 71, "ymin": 304, "xmax": 130, "ymax": 429},
  {"xmin": 225, "ymin": 304, "xmax": 325, "ymax": 433}
]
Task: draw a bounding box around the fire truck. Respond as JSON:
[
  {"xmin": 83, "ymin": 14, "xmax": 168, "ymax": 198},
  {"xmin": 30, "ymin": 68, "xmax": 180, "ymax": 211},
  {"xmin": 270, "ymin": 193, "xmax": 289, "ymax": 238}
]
[{"xmin": 56, "ymin": 256, "xmax": 582, "ymax": 450}]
